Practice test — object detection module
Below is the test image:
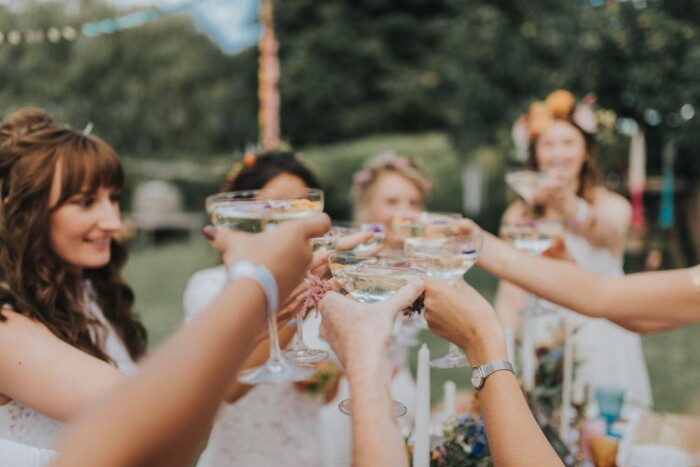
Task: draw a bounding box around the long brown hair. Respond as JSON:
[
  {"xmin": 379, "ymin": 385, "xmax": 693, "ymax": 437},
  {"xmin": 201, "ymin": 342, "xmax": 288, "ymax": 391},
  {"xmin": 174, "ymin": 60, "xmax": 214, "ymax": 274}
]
[
  {"xmin": 0, "ymin": 108, "xmax": 147, "ymax": 362},
  {"xmin": 525, "ymin": 120, "xmax": 602, "ymax": 203}
]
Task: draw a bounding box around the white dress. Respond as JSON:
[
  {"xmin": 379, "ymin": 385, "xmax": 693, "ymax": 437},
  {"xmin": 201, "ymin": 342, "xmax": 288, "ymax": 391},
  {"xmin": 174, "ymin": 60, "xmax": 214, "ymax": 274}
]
[
  {"xmin": 183, "ymin": 266, "xmax": 417, "ymax": 467},
  {"xmin": 520, "ymin": 233, "xmax": 653, "ymax": 408},
  {"xmin": 0, "ymin": 439, "xmax": 56, "ymax": 466},
  {"xmin": 183, "ymin": 266, "xmax": 323, "ymax": 467},
  {"xmin": 0, "ymin": 282, "xmax": 137, "ymax": 457}
]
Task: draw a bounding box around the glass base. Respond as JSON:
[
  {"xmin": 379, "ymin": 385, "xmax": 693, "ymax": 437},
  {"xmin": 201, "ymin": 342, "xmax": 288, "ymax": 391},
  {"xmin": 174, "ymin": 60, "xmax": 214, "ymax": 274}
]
[
  {"xmin": 393, "ymin": 332, "xmax": 421, "ymax": 347},
  {"xmin": 338, "ymin": 398, "xmax": 407, "ymax": 417},
  {"xmin": 238, "ymin": 358, "xmax": 315, "ymax": 385},
  {"xmin": 284, "ymin": 347, "xmax": 329, "ymax": 364},
  {"xmin": 430, "ymin": 350, "xmax": 470, "ymax": 369}
]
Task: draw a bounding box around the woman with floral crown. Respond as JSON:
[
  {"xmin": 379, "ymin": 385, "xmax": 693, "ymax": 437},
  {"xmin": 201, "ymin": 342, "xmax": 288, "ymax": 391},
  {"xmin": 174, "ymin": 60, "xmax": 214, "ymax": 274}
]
[{"xmin": 496, "ymin": 90, "xmax": 652, "ymax": 408}]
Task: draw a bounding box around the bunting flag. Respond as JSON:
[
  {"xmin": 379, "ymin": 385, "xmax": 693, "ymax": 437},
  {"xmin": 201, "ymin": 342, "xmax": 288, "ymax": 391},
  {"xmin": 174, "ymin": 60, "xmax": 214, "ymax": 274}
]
[
  {"xmin": 659, "ymin": 139, "xmax": 676, "ymax": 230},
  {"xmin": 628, "ymin": 129, "xmax": 646, "ymax": 231}
]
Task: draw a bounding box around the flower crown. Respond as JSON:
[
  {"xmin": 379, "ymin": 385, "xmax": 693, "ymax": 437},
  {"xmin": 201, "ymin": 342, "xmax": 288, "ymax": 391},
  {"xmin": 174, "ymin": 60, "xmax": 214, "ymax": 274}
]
[
  {"xmin": 225, "ymin": 151, "xmax": 258, "ymax": 186},
  {"xmin": 512, "ymin": 90, "xmax": 616, "ymax": 157},
  {"xmin": 351, "ymin": 151, "xmax": 432, "ymax": 197}
]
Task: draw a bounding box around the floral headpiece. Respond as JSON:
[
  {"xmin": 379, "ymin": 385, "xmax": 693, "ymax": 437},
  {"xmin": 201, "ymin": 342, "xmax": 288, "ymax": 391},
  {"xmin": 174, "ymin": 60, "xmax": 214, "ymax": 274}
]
[
  {"xmin": 512, "ymin": 90, "xmax": 616, "ymax": 157},
  {"xmin": 225, "ymin": 151, "xmax": 258, "ymax": 186},
  {"xmin": 351, "ymin": 151, "xmax": 432, "ymax": 198}
]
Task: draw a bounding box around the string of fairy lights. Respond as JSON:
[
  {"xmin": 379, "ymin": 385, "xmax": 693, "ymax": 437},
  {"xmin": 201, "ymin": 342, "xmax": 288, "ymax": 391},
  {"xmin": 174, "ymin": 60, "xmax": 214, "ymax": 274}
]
[{"xmin": 0, "ymin": 1, "xmax": 199, "ymax": 47}]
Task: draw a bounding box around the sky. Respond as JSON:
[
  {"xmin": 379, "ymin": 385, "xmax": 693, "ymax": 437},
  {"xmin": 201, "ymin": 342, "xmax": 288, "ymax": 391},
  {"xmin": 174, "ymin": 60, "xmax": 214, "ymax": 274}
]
[
  {"xmin": 109, "ymin": 0, "xmax": 262, "ymax": 55},
  {"xmin": 1, "ymin": 0, "xmax": 261, "ymax": 54}
]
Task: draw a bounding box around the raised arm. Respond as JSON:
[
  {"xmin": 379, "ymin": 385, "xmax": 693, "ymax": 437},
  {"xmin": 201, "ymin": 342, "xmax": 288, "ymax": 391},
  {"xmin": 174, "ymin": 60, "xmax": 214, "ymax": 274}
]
[
  {"xmin": 53, "ymin": 215, "xmax": 330, "ymax": 467},
  {"xmin": 424, "ymin": 278, "xmax": 563, "ymax": 467},
  {"xmin": 477, "ymin": 225, "xmax": 700, "ymax": 329},
  {"xmin": 319, "ymin": 281, "xmax": 424, "ymax": 467}
]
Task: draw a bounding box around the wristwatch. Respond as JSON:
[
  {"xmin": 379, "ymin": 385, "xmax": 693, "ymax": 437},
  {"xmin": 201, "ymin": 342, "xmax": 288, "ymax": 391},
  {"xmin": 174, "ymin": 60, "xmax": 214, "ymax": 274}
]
[{"xmin": 470, "ymin": 360, "xmax": 514, "ymax": 390}]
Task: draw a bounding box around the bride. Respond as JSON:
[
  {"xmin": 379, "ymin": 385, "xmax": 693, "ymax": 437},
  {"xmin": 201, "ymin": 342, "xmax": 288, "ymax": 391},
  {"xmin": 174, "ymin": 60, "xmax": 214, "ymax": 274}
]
[{"xmin": 496, "ymin": 90, "xmax": 652, "ymax": 408}]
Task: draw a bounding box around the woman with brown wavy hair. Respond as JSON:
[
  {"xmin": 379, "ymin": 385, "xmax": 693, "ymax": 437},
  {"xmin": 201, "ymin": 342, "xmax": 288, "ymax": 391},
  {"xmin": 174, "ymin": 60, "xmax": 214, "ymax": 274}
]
[
  {"xmin": 495, "ymin": 90, "xmax": 652, "ymax": 409},
  {"xmin": 0, "ymin": 107, "xmax": 147, "ymax": 451}
]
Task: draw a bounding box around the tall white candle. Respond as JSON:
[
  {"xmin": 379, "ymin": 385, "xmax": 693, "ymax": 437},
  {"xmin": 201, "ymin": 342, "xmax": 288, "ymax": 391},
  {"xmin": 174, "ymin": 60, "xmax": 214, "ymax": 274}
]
[
  {"xmin": 413, "ymin": 344, "xmax": 430, "ymax": 467},
  {"xmin": 560, "ymin": 317, "xmax": 574, "ymax": 440},
  {"xmin": 443, "ymin": 380, "xmax": 456, "ymax": 422}
]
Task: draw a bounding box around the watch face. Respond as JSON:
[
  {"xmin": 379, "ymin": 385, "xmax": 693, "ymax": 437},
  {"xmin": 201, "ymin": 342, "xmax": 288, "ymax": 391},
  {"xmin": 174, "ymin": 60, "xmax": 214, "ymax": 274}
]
[{"xmin": 470, "ymin": 368, "xmax": 483, "ymax": 389}]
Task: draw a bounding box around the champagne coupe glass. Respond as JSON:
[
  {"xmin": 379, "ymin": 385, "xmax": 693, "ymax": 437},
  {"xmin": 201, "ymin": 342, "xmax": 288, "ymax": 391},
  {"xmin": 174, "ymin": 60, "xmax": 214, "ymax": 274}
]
[
  {"xmin": 391, "ymin": 211, "xmax": 463, "ymax": 338},
  {"xmin": 206, "ymin": 188, "xmax": 324, "ymax": 384},
  {"xmin": 505, "ymin": 170, "xmax": 552, "ymax": 207},
  {"xmin": 404, "ymin": 231, "xmax": 483, "ymax": 369},
  {"xmin": 329, "ymin": 252, "xmax": 428, "ymax": 416},
  {"xmin": 286, "ymin": 226, "xmax": 364, "ymax": 364},
  {"xmin": 594, "ymin": 386, "xmax": 625, "ymax": 437},
  {"xmin": 501, "ymin": 218, "xmax": 563, "ymax": 317}
]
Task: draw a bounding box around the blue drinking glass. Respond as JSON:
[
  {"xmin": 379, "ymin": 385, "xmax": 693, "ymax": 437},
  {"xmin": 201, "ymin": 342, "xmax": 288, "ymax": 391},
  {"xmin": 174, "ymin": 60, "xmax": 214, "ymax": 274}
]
[{"xmin": 594, "ymin": 386, "xmax": 625, "ymax": 437}]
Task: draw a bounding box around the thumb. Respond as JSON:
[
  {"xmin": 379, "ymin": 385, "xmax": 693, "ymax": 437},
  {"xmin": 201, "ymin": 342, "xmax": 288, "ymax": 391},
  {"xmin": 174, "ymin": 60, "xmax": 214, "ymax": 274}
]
[
  {"xmin": 288, "ymin": 213, "xmax": 331, "ymax": 240},
  {"xmin": 203, "ymin": 226, "xmax": 248, "ymax": 253},
  {"xmin": 381, "ymin": 280, "xmax": 425, "ymax": 319}
]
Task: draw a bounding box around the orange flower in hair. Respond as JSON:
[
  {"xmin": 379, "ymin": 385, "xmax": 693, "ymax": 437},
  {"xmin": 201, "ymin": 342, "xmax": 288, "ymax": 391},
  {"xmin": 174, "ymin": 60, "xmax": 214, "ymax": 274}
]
[
  {"xmin": 545, "ymin": 89, "xmax": 576, "ymax": 118},
  {"xmin": 243, "ymin": 152, "xmax": 256, "ymax": 168}
]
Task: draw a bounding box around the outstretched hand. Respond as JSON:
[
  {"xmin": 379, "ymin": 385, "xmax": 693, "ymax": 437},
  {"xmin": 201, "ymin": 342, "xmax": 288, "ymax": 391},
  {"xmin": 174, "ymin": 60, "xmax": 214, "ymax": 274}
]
[
  {"xmin": 318, "ymin": 281, "xmax": 424, "ymax": 369},
  {"xmin": 424, "ymin": 278, "xmax": 507, "ymax": 366},
  {"xmin": 204, "ymin": 214, "xmax": 331, "ymax": 301}
]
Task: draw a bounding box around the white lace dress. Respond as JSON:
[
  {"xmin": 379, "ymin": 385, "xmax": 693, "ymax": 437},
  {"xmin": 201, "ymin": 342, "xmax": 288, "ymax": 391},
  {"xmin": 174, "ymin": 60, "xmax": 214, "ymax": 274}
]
[
  {"xmin": 520, "ymin": 233, "xmax": 653, "ymax": 408},
  {"xmin": 183, "ymin": 266, "xmax": 323, "ymax": 467},
  {"xmin": 0, "ymin": 283, "xmax": 137, "ymax": 456}
]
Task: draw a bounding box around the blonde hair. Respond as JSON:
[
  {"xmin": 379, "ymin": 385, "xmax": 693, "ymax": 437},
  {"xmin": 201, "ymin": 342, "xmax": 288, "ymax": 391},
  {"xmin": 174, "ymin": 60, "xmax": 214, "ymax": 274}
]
[{"xmin": 351, "ymin": 151, "xmax": 432, "ymax": 221}]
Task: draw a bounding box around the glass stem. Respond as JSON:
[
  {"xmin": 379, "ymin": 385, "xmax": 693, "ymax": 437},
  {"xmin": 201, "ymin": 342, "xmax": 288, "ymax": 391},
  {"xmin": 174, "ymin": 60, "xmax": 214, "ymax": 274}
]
[
  {"xmin": 448, "ymin": 343, "xmax": 461, "ymax": 357},
  {"xmin": 267, "ymin": 308, "xmax": 284, "ymax": 365},
  {"xmin": 293, "ymin": 311, "xmax": 310, "ymax": 350}
]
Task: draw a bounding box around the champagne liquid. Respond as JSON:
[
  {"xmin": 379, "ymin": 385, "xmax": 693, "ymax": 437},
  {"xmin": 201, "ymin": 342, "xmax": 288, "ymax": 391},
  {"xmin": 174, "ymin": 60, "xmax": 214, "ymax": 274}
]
[
  {"xmin": 332, "ymin": 265, "xmax": 423, "ymax": 304},
  {"xmin": 311, "ymin": 236, "xmax": 338, "ymax": 252},
  {"xmin": 503, "ymin": 229, "xmax": 557, "ymax": 255},
  {"xmin": 404, "ymin": 237, "xmax": 478, "ymax": 282},
  {"xmin": 211, "ymin": 204, "xmax": 321, "ymax": 233}
]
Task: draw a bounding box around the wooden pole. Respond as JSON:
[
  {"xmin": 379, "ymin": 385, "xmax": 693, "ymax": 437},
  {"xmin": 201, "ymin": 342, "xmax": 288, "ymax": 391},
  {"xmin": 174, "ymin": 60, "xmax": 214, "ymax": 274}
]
[{"xmin": 258, "ymin": 0, "xmax": 280, "ymax": 150}]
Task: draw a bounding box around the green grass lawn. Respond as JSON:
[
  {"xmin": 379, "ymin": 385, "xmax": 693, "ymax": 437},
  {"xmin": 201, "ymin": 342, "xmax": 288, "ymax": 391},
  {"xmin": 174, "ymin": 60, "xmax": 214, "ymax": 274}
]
[{"xmin": 125, "ymin": 235, "xmax": 700, "ymax": 415}]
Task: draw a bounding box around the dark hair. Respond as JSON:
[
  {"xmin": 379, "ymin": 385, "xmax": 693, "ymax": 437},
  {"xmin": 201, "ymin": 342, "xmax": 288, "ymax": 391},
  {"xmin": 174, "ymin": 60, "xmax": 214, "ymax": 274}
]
[
  {"xmin": 525, "ymin": 120, "xmax": 602, "ymax": 203},
  {"xmin": 0, "ymin": 107, "xmax": 147, "ymax": 362},
  {"xmin": 226, "ymin": 150, "xmax": 321, "ymax": 191}
]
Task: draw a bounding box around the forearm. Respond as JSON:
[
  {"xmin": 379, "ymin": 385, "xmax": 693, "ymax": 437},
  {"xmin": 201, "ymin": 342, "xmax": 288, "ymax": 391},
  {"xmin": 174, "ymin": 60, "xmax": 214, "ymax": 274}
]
[
  {"xmin": 465, "ymin": 336, "xmax": 562, "ymax": 467},
  {"xmin": 54, "ymin": 280, "xmax": 267, "ymax": 467},
  {"xmin": 347, "ymin": 357, "xmax": 408, "ymax": 467},
  {"xmin": 480, "ymin": 233, "xmax": 700, "ymax": 326}
]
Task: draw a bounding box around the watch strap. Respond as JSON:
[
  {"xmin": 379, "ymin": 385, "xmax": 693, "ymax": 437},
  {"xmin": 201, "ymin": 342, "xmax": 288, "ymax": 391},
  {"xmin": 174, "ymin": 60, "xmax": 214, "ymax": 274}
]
[{"xmin": 475, "ymin": 359, "xmax": 514, "ymax": 389}]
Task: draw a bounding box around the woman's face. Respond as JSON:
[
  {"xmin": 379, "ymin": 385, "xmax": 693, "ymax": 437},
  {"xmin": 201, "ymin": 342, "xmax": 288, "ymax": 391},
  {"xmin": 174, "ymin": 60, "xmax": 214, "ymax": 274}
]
[
  {"xmin": 362, "ymin": 171, "xmax": 424, "ymax": 227},
  {"xmin": 535, "ymin": 120, "xmax": 587, "ymax": 188},
  {"xmin": 257, "ymin": 172, "xmax": 309, "ymax": 199},
  {"xmin": 48, "ymin": 166, "xmax": 122, "ymax": 272}
]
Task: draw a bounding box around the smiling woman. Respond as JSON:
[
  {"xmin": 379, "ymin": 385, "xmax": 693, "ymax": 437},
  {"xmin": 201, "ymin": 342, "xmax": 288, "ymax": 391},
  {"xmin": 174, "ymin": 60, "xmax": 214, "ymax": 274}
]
[{"xmin": 0, "ymin": 107, "xmax": 146, "ymax": 456}]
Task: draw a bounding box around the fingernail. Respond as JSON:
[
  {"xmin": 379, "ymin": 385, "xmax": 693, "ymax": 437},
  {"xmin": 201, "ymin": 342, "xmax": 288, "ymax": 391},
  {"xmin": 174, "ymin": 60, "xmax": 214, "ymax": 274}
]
[{"xmin": 202, "ymin": 226, "xmax": 216, "ymax": 241}]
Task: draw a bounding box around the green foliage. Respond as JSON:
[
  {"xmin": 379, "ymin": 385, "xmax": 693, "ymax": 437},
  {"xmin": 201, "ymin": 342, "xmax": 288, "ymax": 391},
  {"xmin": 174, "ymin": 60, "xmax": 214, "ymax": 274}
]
[
  {"xmin": 0, "ymin": 0, "xmax": 259, "ymax": 156},
  {"xmin": 301, "ymin": 132, "xmax": 463, "ymax": 220}
]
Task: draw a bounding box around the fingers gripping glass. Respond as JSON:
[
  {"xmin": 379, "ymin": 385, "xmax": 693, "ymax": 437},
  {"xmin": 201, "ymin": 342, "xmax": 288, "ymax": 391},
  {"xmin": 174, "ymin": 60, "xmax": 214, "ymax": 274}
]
[
  {"xmin": 329, "ymin": 252, "xmax": 428, "ymax": 416},
  {"xmin": 205, "ymin": 188, "xmax": 324, "ymax": 384}
]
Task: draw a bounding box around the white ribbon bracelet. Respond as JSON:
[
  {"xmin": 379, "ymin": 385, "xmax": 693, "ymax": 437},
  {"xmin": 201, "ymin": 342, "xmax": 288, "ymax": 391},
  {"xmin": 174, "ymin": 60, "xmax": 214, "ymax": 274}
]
[{"xmin": 226, "ymin": 261, "xmax": 279, "ymax": 315}]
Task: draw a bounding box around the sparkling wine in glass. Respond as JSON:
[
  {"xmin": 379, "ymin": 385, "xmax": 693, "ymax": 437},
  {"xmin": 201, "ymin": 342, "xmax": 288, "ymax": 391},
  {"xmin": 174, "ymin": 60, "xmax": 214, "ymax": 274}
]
[
  {"xmin": 206, "ymin": 189, "xmax": 324, "ymax": 233},
  {"xmin": 205, "ymin": 188, "xmax": 324, "ymax": 384},
  {"xmin": 404, "ymin": 232, "xmax": 483, "ymax": 369},
  {"xmin": 505, "ymin": 170, "xmax": 552, "ymax": 205},
  {"xmin": 329, "ymin": 252, "xmax": 428, "ymax": 416}
]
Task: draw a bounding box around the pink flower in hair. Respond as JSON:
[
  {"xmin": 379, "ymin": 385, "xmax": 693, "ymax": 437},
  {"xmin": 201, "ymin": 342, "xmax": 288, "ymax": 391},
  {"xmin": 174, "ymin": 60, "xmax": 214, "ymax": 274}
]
[{"xmin": 572, "ymin": 105, "xmax": 598, "ymax": 134}]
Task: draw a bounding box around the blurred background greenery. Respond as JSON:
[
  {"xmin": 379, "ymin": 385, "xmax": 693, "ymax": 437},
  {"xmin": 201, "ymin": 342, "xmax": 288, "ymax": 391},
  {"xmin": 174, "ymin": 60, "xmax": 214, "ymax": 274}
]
[{"xmin": 3, "ymin": 0, "xmax": 700, "ymax": 413}]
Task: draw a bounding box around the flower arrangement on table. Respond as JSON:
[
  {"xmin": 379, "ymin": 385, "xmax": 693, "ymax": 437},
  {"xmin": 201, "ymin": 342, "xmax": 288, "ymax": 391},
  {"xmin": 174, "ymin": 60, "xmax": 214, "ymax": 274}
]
[
  {"xmin": 530, "ymin": 330, "xmax": 565, "ymax": 427},
  {"xmin": 429, "ymin": 415, "xmax": 492, "ymax": 467}
]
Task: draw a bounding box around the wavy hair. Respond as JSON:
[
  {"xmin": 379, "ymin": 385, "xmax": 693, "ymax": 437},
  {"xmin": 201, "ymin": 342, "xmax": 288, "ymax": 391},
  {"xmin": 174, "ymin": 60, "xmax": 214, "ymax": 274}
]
[{"xmin": 0, "ymin": 108, "xmax": 147, "ymax": 362}]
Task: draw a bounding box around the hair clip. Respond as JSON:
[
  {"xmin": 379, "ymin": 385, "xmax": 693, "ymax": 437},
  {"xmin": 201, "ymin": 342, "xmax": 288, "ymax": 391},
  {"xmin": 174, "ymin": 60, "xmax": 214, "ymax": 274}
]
[{"xmin": 82, "ymin": 122, "xmax": 94, "ymax": 136}]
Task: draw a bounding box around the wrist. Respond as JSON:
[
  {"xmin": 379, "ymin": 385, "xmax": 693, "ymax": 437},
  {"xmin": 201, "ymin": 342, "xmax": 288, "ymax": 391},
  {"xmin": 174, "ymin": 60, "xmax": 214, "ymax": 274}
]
[
  {"xmin": 462, "ymin": 327, "xmax": 508, "ymax": 367},
  {"xmin": 226, "ymin": 261, "xmax": 279, "ymax": 315}
]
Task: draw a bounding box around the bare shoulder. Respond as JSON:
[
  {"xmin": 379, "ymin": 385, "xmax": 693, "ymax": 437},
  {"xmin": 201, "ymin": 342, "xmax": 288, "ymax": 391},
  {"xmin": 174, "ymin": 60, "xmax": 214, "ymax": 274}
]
[{"xmin": 591, "ymin": 187, "xmax": 631, "ymax": 216}]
